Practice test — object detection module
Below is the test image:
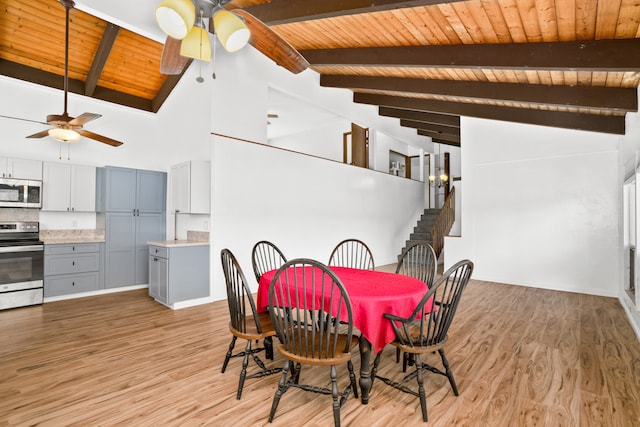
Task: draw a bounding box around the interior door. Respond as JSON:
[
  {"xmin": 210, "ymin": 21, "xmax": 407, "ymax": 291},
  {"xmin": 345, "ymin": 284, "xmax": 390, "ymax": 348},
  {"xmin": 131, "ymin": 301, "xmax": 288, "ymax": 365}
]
[{"xmin": 351, "ymin": 123, "xmax": 369, "ymax": 169}]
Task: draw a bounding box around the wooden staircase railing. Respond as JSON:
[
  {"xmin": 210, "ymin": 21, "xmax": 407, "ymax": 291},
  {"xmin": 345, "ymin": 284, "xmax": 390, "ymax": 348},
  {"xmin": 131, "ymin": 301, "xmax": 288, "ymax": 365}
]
[{"xmin": 431, "ymin": 186, "xmax": 455, "ymax": 258}]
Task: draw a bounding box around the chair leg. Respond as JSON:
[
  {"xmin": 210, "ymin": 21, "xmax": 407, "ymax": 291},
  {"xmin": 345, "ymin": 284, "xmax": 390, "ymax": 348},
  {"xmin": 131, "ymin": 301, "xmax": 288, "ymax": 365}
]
[
  {"xmin": 269, "ymin": 360, "xmax": 291, "ymax": 423},
  {"xmin": 402, "ymin": 352, "xmax": 410, "ymax": 372},
  {"xmin": 221, "ymin": 336, "xmax": 237, "ymax": 373},
  {"xmin": 236, "ymin": 340, "xmax": 252, "ymax": 400},
  {"xmin": 293, "ymin": 362, "xmax": 301, "ymax": 384},
  {"xmin": 414, "ymin": 354, "xmax": 428, "ymax": 422},
  {"xmin": 438, "ymin": 348, "xmax": 459, "ymax": 396},
  {"xmin": 396, "ymin": 347, "xmax": 400, "ymax": 363},
  {"xmin": 330, "ymin": 365, "xmax": 340, "ymax": 427},
  {"xmin": 347, "ymin": 360, "xmax": 358, "ymax": 399},
  {"xmin": 264, "ymin": 336, "xmax": 274, "ymax": 360},
  {"xmin": 403, "ymin": 352, "xmax": 416, "ymax": 372},
  {"xmin": 371, "ymin": 351, "xmax": 382, "ymax": 388}
]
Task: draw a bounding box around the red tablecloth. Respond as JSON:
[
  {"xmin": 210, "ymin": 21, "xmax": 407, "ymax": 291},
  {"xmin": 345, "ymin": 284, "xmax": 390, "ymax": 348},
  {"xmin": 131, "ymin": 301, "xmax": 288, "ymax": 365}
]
[{"xmin": 257, "ymin": 266, "xmax": 427, "ymax": 354}]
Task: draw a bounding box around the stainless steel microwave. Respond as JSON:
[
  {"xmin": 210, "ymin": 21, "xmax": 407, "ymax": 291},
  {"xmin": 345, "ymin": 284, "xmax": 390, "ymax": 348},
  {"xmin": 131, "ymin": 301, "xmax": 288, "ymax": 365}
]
[{"xmin": 0, "ymin": 178, "xmax": 42, "ymax": 208}]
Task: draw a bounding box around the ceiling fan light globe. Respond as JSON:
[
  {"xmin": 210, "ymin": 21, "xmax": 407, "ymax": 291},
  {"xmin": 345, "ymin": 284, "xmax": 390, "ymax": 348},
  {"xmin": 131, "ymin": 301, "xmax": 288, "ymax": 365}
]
[
  {"xmin": 214, "ymin": 10, "xmax": 250, "ymax": 52},
  {"xmin": 48, "ymin": 128, "xmax": 81, "ymax": 143},
  {"xmin": 155, "ymin": 0, "xmax": 195, "ymax": 40},
  {"xmin": 180, "ymin": 26, "xmax": 211, "ymax": 61}
]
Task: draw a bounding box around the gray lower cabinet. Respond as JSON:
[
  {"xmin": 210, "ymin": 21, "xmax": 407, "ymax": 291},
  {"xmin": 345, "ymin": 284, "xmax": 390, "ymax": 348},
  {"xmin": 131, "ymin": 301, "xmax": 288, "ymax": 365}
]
[
  {"xmin": 148, "ymin": 244, "xmax": 209, "ymax": 306},
  {"xmin": 104, "ymin": 212, "xmax": 165, "ymax": 288},
  {"xmin": 44, "ymin": 243, "xmax": 104, "ymax": 297}
]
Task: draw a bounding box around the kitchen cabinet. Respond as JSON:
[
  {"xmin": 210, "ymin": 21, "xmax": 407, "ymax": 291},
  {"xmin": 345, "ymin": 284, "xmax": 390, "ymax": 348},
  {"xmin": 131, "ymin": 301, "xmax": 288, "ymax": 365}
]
[
  {"xmin": 0, "ymin": 157, "xmax": 42, "ymax": 180},
  {"xmin": 148, "ymin": 243, "xmax": 209, "ymax": 307},
  {"xmin": 44, "ymin": 243, "xmax": 104, "ymax": 297},
  {"xmin": 42, "ymin": 162, "xmax": 96, "ymax": 212},
  {"xmin": 97, "ymin": 166, "xmax": 166, "ymax": 214},
  {"xmin": 170, "ymin": 160, "xmax": 210, "ymax": 214},
  {"xmin": 97, "ymin": 166, "xmax": 166, "ymax": 289}
]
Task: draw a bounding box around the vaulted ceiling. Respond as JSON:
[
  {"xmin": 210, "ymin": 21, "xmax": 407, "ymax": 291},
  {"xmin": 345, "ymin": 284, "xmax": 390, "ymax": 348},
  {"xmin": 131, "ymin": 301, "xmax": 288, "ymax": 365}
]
[{"xmin": 1, "ymin": 0, "xmax": 639, "ymax": 146}]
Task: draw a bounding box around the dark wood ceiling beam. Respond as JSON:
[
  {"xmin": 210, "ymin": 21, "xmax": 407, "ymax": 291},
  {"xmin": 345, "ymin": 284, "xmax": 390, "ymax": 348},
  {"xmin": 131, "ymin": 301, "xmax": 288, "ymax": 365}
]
[
  {"xmin": 242, "ymin": 0, "xmax": 465, "ymax": 25},
  {"xmin": 0, "ymin": 60, "xmax": 153, "ymax": 112},
  {"xmin": 0, "ymin": 59, "xmax": 82, "ymax": 94},
  {"xmin": 400, "ymin": 119, "xmax": 460, "ymax": 135},
  {"xmin": 152, "ymin": 59, "xmax": 193, "ymax": 113},
  {"xmin": 92, "ymin": 86, "xmax": 153, "ymax": 112},
  {"xmin": 417, "ymin": 130, "xmax": 461, "ymax": 145},
  {"xmin": 302, "ymin": 39, "xmax": 640, "ymax": 72},
  {"xmin": 430, "ymin": 137, "xmax": 460, "ymax": 147},
  {"xmin": 355, "ymin": 92, "xmax": 626, "ymax": 134},
  {"xmin": 322, "ymin": 74, "xmax": 637, "ymax": 112},
  {"xmin": 85, "ymin": 23, "xmax": 120, "ymax": 97},
  {"xmin": 379, "ymin": 107, "xmax": 460, "ymax": 127}
]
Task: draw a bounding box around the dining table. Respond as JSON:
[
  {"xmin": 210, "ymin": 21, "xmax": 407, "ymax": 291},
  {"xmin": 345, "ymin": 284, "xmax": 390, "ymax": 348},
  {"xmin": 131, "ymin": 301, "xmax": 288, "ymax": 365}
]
[{"xmin": 257, "ymin": 266, "xmax": 427, "ymax": 404}]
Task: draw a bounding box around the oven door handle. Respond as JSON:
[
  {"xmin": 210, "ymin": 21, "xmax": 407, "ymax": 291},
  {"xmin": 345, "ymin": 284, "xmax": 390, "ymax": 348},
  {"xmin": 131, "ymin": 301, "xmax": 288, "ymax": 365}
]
[{"xmin": 0, "ymin": 245, "xmax": 44, "ymax": 253}]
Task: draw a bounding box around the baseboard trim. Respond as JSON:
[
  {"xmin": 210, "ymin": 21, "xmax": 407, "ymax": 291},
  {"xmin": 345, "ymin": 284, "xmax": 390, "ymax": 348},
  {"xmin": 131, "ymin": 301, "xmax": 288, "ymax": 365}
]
[{"xmin": 44, "ymin": 285, "xmax": 148, "ymax": 303}]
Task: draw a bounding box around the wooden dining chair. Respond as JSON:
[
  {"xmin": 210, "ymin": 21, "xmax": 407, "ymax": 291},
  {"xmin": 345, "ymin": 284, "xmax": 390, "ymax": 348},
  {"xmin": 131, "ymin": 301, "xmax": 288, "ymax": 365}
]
[
  {"xmin": 395, "ymin": 241, "xmax": 438, "ymax": 366},
  {"xmin": 220, "ymin": 249, "xmax": 282, "ymax": 400},
  {"xmin": 371, "ymin": 259, "xmax": 474, "ymax": 423},
  {"xmin": 267, "ymin": 259, "xmax": 359, "ymax": 427},
  {"xmin": 395, "ymin": 240, "xmax": 438, "ymax": 286},
  {"xmin": 328, "ymin": 238, "xmax": 375, "ymax": 270},
  {"xmin": 251, "ymin": 240, "xmax": 288, "ymax": 284}
]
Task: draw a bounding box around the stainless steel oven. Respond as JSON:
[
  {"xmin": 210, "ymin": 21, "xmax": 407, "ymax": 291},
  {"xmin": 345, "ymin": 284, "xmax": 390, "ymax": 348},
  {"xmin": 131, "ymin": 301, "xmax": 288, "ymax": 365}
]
[{"xmin": 0, "ymin": 222, "xmax": 44, "ymax": 310}]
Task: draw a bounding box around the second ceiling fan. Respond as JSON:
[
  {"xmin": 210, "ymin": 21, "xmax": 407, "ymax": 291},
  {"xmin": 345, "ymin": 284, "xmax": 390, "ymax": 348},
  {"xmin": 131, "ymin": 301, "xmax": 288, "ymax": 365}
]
[{"xmin": 155, "ymin": 0, "xmax": 309, "ymax": 75}]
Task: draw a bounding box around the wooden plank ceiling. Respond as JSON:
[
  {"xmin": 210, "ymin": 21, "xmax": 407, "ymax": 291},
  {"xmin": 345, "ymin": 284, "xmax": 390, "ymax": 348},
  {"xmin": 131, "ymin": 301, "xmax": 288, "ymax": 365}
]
[{"xmin": 1, "ymin": 0, "xmax": 639, "ymax": 142}]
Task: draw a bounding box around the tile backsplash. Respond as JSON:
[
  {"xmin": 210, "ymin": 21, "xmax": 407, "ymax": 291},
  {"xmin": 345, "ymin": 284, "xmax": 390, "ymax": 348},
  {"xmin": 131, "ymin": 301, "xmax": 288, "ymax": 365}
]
[
  {"xmin": 0, "ymin": 208, "xmax": 38, "ymax": 222},
  {"xmin": 187, "ymin": 231, "xmax": 209, "ymax": 242}
]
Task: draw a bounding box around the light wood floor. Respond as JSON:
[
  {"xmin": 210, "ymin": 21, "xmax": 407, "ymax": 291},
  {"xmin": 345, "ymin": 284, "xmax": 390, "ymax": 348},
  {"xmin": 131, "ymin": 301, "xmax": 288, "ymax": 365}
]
[{"xmin": 2, "ymin": 278, "xmax": 640, "ymax": 426}]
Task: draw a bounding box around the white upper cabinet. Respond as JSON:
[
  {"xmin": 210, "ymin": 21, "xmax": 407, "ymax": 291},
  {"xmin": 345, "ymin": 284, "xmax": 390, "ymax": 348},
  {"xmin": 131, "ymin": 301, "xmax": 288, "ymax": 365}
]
[
  {"xmin": 42, "ymin": 162, "xmax": 96, "ymax": 212},
  {"xmin": 0, "ymin": 157, "xmax": 43, "ymax": 180},
  {"xmin": 170, "ymin": 161, "xmax": 210, "ymax": 214}
]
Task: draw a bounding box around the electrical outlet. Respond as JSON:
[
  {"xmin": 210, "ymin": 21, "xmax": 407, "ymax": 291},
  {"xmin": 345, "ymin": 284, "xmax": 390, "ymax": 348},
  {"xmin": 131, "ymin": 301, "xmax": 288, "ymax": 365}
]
[
  {"xmin": 72, "ymin": 220, "xmax": 78, "ymax": 228},
  {"xmin": 204, "ymin": 220, "xmax": 209, "ymax": 231}
]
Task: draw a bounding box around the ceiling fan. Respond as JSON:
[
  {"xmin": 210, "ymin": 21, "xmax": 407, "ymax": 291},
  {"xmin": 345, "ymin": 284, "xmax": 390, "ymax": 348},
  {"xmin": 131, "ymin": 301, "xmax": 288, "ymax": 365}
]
[
  {"xmin": 0, "ymin": 0, "xmax": 123, "ymax": 148},
  {"xmin": 155, "ymin": 0, "xmax": 309, "ymax": 75}
]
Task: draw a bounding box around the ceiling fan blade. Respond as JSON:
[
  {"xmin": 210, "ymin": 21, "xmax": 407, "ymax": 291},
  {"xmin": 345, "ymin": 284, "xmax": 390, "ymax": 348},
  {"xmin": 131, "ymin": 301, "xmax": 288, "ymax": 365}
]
[
  {"xmin": 78, "ymin": 130, "xmax": 124, "ymax": 147},
  {"xmin": 0, "ymin": 114, "xmax": 48, "ymax": 125},
  {"xmin": 160, "ymin": 36, "xmax": 190, "ymax": 75},
  {"xmin": 69, "ymin": 112, "xmax": 101, "ymax": 126},
  {"xmin": 232, "ymin": 10, "xmax": 309, "ymax": 74},
  {"xmin": 26, "ymin": 129, "xmax": 51, "ymax": 139}
]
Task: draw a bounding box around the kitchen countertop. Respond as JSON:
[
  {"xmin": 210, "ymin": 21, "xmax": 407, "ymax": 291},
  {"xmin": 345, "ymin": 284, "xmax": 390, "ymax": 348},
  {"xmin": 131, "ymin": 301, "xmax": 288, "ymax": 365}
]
[
  {"xmin": 40, "ymin": 229, "xmax": 106, "ymax": 244},
  {"xmin": 43, "ymin": 237, "xmax": 106, "ymax": 244},
  {"xmin": 148, "ymin": 240, "xmax": 209, "ymax": 248}
]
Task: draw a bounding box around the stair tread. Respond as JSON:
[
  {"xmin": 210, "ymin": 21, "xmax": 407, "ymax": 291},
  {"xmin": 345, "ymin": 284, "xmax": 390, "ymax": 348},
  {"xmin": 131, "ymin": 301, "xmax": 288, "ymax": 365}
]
[{"xmin": 399, "ymin": 208, "xmax": 443, "ymax": 260}]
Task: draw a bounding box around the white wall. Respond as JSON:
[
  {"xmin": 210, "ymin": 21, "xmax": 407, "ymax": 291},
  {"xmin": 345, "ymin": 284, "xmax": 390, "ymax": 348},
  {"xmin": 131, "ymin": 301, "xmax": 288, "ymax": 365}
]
[
  {"xmin": 268, "ymin": 119, "xmax": 351, "ymax": 161},
  {"xmin": 445, "ymin": 117, "xmax": 622, "ymax": 297},
  {"xmin": 210, "ymin": 135, "xmax": 426, "ymax": 300}
]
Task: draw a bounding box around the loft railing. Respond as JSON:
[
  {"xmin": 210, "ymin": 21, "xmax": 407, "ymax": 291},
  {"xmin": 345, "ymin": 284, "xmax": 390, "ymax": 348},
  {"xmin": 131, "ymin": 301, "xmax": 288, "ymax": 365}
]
[{"xmin": 431, "ymin": 186, "xmax": 455, "ymax": 258}]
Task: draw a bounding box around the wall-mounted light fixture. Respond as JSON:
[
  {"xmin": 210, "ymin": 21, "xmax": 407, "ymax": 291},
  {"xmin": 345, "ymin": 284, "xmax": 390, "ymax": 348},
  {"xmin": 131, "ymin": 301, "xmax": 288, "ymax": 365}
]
[
  {"xmin": 428, "ymin": 173, "xmax": 449, "ymax": 188},
  {"xmin": 429, "ymin": 144, "xmax": 449, "ymax": 189}
]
